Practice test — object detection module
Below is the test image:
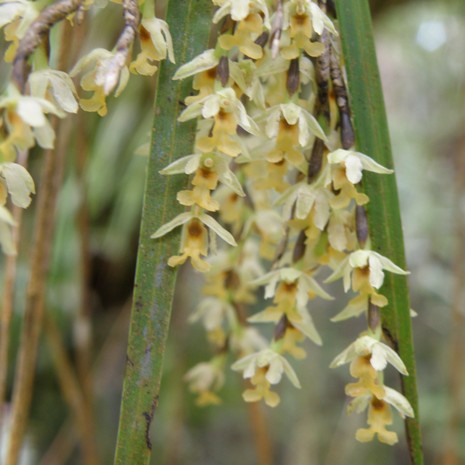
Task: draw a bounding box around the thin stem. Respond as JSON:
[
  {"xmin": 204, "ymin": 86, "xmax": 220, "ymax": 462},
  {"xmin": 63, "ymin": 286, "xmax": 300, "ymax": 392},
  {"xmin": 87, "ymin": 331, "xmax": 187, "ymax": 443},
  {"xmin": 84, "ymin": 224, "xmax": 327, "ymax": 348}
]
[
  {"xmin": 73, "ymin": 108, "xmax": 95, "ymax": 452},
  {"xmin": 51, "ymin": 112, "xmax": 100, "ymax": 465},
  {"xmin": 5, "ymin": 86, "xmax": 69, "ymax": 462},
  {"xmin": 0, "ymin": 149, "xmax": 28, "ymax": 434},
  {"xmin": 5, "ymin": 125, "xmax": 63, "ymax": 465},
  {"xmin": 67, "ymin": 9, "xmax": 94, "ymax": 447},
  {"xmin": 246, "ymin": 402, "xmax": 274, "ymax": 465},
  {"xmin": 4, "ymin": 11, "xmax": 77, "ymax": 465}
]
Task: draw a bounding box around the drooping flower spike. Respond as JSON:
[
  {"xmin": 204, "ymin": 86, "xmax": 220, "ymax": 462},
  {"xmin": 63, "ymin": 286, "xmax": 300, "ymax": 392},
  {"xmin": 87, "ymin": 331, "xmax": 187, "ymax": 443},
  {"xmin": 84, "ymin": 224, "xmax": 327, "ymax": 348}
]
[{"xmin": 148, "ymin": 0, "xmax": 415, "ymax": 447}]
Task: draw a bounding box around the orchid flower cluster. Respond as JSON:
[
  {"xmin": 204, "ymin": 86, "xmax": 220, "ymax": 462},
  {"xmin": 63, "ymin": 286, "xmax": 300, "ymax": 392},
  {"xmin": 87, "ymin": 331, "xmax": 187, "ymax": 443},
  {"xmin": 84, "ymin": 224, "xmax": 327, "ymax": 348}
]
[
  {"xmin": 0, "ymin": 0, "xmax": 174, "ymax": 253},
  {"xmin": 152, "ymin": 0, "xmax": 414, "ymax": 446}
]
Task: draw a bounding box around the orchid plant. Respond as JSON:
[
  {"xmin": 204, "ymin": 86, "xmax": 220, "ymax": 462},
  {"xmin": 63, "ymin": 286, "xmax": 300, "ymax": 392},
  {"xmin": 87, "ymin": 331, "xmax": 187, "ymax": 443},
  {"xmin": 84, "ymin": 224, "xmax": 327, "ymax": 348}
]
[{"xmin": 0, "ymin": 0, "xmax": 422, "ymax": 461}]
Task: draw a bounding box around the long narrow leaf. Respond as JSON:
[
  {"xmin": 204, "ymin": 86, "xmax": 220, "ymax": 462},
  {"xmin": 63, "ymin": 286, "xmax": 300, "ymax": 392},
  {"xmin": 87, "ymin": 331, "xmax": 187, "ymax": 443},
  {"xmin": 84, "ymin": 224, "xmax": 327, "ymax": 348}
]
[
  {"xmin": 334, "ymin": 1, "xmax": 424, "ymax": 463},
  {"xmin": 113, "ymin": 1, "xmax": 212, "ymax": 463}
]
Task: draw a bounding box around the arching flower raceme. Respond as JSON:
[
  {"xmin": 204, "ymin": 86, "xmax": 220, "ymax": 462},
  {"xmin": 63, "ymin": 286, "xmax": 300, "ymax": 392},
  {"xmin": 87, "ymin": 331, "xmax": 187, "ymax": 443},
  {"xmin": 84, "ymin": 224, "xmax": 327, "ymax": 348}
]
[{"xmin": 151, "ymin": 0, "xmax": 415, "ymax": 447}]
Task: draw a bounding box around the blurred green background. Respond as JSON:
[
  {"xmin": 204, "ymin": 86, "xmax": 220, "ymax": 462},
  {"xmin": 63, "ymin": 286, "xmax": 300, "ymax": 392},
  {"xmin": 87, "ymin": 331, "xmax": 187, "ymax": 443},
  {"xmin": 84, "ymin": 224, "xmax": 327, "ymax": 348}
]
[{"xmin": 1, "ymin": 0, "xmax": 464, "ymax": 464}]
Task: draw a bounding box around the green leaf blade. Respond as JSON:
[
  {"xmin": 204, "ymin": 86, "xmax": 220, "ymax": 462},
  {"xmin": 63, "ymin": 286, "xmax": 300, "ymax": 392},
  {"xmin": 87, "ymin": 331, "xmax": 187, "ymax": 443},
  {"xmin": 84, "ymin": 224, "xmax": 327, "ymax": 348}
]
[
  {"xmin": 334, "ymin": 1, "xmax": 424, "ymax": 463},
  {"xmin": 113, "ymin": 1, "xmax": 212, "ymax": 464}
]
